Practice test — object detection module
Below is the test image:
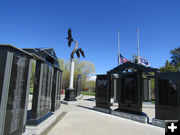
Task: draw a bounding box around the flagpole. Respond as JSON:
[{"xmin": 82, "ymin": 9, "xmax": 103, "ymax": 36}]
[
  {"xmin": 118, "ymin": 31, "xmax": 120, "ymax": 65},
  {"xmin": 137, "ymin": 26, "xmax": 139, "ymax": 64}
]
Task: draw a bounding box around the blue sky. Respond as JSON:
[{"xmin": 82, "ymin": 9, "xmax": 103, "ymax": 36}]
[{"xmin": 0, "ymin": 0, "xmax": 180, "ymax": 75}]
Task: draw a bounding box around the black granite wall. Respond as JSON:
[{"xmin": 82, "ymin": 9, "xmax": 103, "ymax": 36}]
[
  {"xmin": 118, "ymin": 73, "xmax": 142, "ymax": 115},
  {"xmin": 51, "ymin": 69, "xmax": 62, "ymax": 111},
  {"xmin": 31, "ymin": 61, "xmax": 53, "ymax": 119},
  {"xmin": 4, "ymin": 53, "xmax": 31, "ymax": 135},
  {"xmin": 0, "ymin": 45, "xmax": 32, "ymax": 135},
  {"xmin": 76, "ymin": 74, "xmax": 82, "ymax": 97},
  {"xmin": 155, "ymin": 72, "xmax": 180, "ymax": 120},
  {"xmin": 95, "ymin": 75, "xmax": 110, "ymax": 109}
]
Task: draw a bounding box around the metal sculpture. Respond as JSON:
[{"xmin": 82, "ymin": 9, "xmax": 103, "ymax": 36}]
[
  {"xmin": 65, "ymin": 28, "xmax": 85, "ymax": 101},
  {"xmin": 66, "ymin": 28, "xmax": 85, "ymax": 59}
]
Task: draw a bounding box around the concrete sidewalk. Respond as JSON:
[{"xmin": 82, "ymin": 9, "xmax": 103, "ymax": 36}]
[{"xmin": 47, "ymin": 96, "xmax": 164, "ymax": 135}]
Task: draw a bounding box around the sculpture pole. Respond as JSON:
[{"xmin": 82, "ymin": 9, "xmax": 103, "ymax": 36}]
[
  {"xmin": 65, "ymin": 28, "xmax": 85, "ymax": 101},
  {"xmin": 69, "ymin": 40, "xmax": 78, "ymax": 89},
  {"xmin": 69, "ymin": 58, "xmax": 75, "ymax": 89}
]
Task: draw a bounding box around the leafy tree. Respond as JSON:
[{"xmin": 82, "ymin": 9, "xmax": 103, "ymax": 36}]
[
  {"xmin": 59, "ymin": 58, "xmax": 95, "ymax": 89},
  {"xmin": 160, "ymin": 60, "xmax": 178, "ymax": 72},
  {"xmin": 159, "ymin": 46, "xmax": 180, "ymax": 72},
  {"xmin": 170, "ymin": 47, "xmax": 180, "ymax": 66},
  {"xmin": 30, "ymin": 60, "xmax": 36, "ymax": 88},
  {"xmin": 129, "ymin": 54, "xmax": 138, "ymax": 64},
  {"xmin": 85, "ymin": 80, "xmax": 96, "ymax": 92}
]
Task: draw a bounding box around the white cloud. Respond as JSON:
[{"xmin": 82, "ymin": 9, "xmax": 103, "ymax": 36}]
[{"xmin": 87, "ymin": 75, "xmax": 97, "ymax": 81}]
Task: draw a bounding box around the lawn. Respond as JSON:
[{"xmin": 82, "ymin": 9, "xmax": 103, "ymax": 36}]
[
  {"xmin": 29, "ymin": 87, "xmax": 34, "ymax": 94},
  {"xmin": 81, "ymin": 91, "xmax": 95, "ymax": 96}
]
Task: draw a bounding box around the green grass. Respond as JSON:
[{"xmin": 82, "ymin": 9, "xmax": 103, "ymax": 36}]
[
  {"xmin": 81, "ymin": 91, "xmax": 95, "ymax": 96},
  {"xmin": 29, "ymin": 87, "xmax": 34, "ymax": 94},
  {"xmin": 151, "ymin": 99, "xmax": 155, "ymax": 104}
]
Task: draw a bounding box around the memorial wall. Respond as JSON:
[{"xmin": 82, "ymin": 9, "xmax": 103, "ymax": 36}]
[{"xmin": 0, "ymin": 45, "xmax": 32, "ymax": 135}]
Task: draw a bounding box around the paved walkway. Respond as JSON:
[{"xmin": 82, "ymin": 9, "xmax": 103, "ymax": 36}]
[{"xmin": 47, "ymin": 96, "xmax": 164, "ymax": 135}]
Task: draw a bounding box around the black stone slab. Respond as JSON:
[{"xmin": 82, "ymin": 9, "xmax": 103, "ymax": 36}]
[
  {"xmin": 142, "ymin": 78, "xmax": 151, "ymax": 101},
  {"xmin": 51, "ymin": 69, "xmax": 62, "ymax": 111},
  {"xmin": 64, "ymin": 89, "xmax": 77, "ymax": 101},
  {"xmin": 155, "ymin": 72, "xmax": 180, "ymax": 120},
  {"xmin": 95, "ymin": 75, "xmax": 110, "ymax": 109},
  {"xmin": 0, "ymin": 48, "xmax": 8, "ymax": 105},
  {"xmin": 76, "ymin": 74, "xmax": 82, "ymax": 97},
  {"xmin": 118, "ymin": 73, "xmax": 142, "ymax": 115},
  {"xmin": 4, "ymin": 53, "xmax": 30, "ymax": 135},
  {"xmin": 31, "ymin": 61, "xmax": 53, "ymax": 120},
  {"xmin": 0, "ymin": 45, "xmax": 32, "ymax": 135}
]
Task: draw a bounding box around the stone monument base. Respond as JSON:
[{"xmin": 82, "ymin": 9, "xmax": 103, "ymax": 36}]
[
  {"xmin": 26, "ymin": 111, "xmax": 53, "ymax": 125},
  {"xmin": 76, "ymin": 94, "xmax": 83, "ymax": 100},
  {"xmin": 152, "ymin": 118, "xmax": 165, "ymax": 128},
  {"xmin": 93, "ymin": 106, "xmax": 111, "ymax": 114},
  {"xmin": 61, "ymin": 100, "xmax": 79, "ymax": 105},
  {"xmin": 23, "ymin": 109, "xmax": 65, "ymax": 135},
  {"xmin": 64, "ymin": 88, "xmax": 77, "ymax": 101},
  {"xmin": 111, "ymin": 110, "xmax": 148, "ymax": 123}
]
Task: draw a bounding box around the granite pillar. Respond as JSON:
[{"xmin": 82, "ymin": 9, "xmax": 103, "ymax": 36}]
[
  {"xmin": 51, "ymin": 69, "xmax": 62, "ymax": 112},
  {"xmin": 0, "ymin": 45, "xmax": 32, "ymax": 135},
  {"xmin": 76, "ymin": 74, "xmax": 82, "ymax": 97},
  {"xmin": 117, "ymin": 73, "xmax": 142, "ymax": 115},
  {"xmin": 155, "ymin": 72, "xmax": 180, "ymax": 120},
  {"xmin": 95, "ymin": 74, "xmax": 110, "ymax": 109},
  {"xmin": 28, "ymin": 61, "xmax": 54, "ymax": 125}
]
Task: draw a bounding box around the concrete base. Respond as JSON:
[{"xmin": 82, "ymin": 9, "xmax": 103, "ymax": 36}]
[
  {"xmin": 23, "ymin": 109, "xmax": 64, "ymax": 135},
  {"xmin": 76, "ymin": 94, "xmax": 83, "ymax": 100},
  {"xmin": 61, "ymin": 100, "xmax": 79, "ymax": 105},
  {"xmin": 152, "ymin": 118, "xmax": 165, "ymax": 128},
  {"xmin": 93, "ymin": 106, "xmax": 111, "ymax": 114},
  {"xmin": 111, "ymin": 110, "xmax": 148, "ymax": 123}
]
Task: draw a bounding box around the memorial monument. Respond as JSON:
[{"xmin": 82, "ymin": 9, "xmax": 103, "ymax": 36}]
[
  {"xmin": 95, "ymin": 62, "xmax": 157, "ymax": 122},
  {"xmin": 152, "ymin": 72, "xmax": 180, "ymax": 127},
  {"xmin": 64, "ymin": 28, "xmax": 85, "ymax": 101},
  {"xmin": 0, "ymin": 45, "xmax": 32, "ymax": 135},
  {"xmin": 23, "ymin": 48, "xmax": 62, "ymax": 125},
  {"xmin": 76, "ymin": 74, "xmax": 82, "ymax": 97}
]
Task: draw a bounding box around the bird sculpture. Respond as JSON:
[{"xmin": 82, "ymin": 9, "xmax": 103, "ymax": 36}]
[{"xmin": 66, "ymin": 28, "xmax": 85, "ymax": 59}]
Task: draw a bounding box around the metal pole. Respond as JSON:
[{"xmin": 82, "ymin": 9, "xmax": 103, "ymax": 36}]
[
  {"xmin": 137, "ymin": 26, "xmax": 139, "ymax": 64},
  {"xmin": 118, "ymin": 31, "xmax": 120, "ymax": 65}
]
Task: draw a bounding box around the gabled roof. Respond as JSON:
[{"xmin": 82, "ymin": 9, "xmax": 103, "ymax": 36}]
[
  {"xmin": 109, "ymin": 62, "xmax": 158, "ymax": 73},
  {"xmin": 23, "ymin": 48, "xmax": 60, "ymax": 69},
  {"xmin": 41, "ymin": 48, "xmax": 58, "ymax": 61}
]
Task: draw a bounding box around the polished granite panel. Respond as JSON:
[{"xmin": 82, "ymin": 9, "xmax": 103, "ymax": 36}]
[
  {"xmin": 95, "ymin": 75, "xmax": 110, "ymax": 109},
  {"xmin": 118, "ymin": 73, "xmax": 142, "ymax": 115},
  {"xmin": 155, "ymin": 72, "xmax": 180, "ymax": 120},
  {"xmin": 4, "ymin": 53, "xmax": 30, "ymax": 135},
  {"xmin": 64, "ymin": 89, "xmax": 77, "ymax": 101},
  {"xmin": 32, "ymin": 61, "xmax": 53, "ymax": 119},
  {"xmin": 0, "ymin": 49, "xmax": 7, "ymax": 104},
  {"xmin": 51, "ymin": 69, "xmax": 62, "ymax": 111},
  {"xmin": 76, "ymin": 75, "xmax": 82, "ymax": 96}
]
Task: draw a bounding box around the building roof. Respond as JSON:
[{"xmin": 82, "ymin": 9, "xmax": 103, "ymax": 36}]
[{"xmin": 109, "ymin": 62, "xmax": 158, "ymax": 74}]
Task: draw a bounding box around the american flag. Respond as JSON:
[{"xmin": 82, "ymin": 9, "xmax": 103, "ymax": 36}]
[{"xmin": 119, "ymin": 54, "xmax": 128, "ymax": 64}]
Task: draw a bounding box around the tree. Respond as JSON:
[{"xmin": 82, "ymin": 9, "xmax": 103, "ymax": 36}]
[
  {"xmin": 160, "ymin": 46, "xmax": 180, "ymax": 72},
  {"xmin": 85, "ymin": 80, "xmax": 96, "ymax": 92},
  {"xmin": 129, "ymin": 54, "xmax": 138, "ymax": 64},
  {"xmin": 59, "ymin": 58, "xmax": 95, "ymax": 89},
  {"xmin": 170, "ymin": 47, "xmax": 180, "ymax": 66},
  {"xmin": 160, "ymin": 60, "xmax": 178, "ymax": 72},
  {"xmin": 30, "ymin": 60, "xmax": 36, "ymax": 88}
]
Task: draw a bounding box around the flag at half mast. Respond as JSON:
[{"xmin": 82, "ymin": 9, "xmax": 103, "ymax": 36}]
[{"xmin": 119, "ymin": 54, "xmax": 128, "ymax": 64}]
